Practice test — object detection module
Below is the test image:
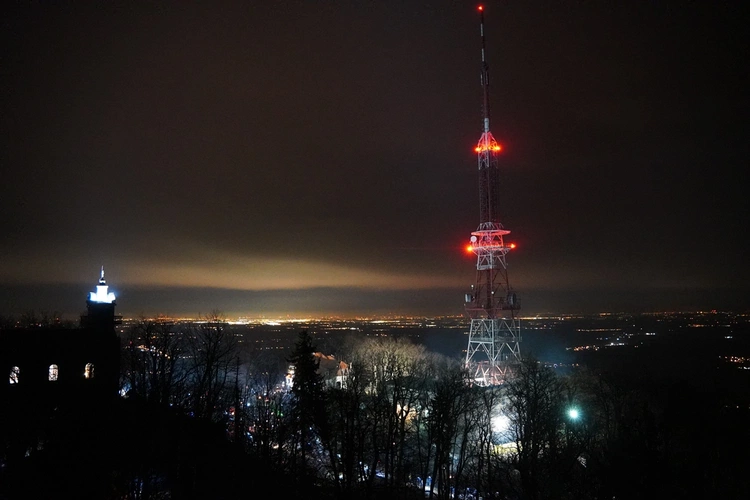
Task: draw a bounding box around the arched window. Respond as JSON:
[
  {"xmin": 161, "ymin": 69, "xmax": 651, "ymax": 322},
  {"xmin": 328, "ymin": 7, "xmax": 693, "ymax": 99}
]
[
  {"xmin": 9, "ymin": 366, "xmax": 20, "ymax": 384},
  {"xmin": 84, "ymin": 363, "xmax": 94, "ymax": 379},
  {"xmin": 48, "ymin": 364, "xmax": 59, "ymax": 381}
]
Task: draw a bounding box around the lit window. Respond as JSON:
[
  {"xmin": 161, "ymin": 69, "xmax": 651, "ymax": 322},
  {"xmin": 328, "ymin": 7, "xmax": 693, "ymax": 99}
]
[
  {"xmin": 9, "ymin": 366, "xmax": 20, "ymax": 384},
  {"xmin": 84, "ymin": 363, "xmax": 94, "ymax": 379},
  {"xmin": 48, "ymin": 364, "xmax": 59, "ymax": 382}
]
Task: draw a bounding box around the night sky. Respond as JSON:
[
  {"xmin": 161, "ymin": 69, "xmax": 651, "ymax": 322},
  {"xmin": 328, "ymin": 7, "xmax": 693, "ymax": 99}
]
[{"xmin": 1, "ymin": 1, "xmax": 747, "ymax": 319}]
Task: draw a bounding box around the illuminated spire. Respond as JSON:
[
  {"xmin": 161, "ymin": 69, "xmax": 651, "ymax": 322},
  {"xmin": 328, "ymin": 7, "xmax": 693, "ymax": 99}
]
[{"xmin": 90, "ymin": 267, "xmax": 115, "ymax": 304}]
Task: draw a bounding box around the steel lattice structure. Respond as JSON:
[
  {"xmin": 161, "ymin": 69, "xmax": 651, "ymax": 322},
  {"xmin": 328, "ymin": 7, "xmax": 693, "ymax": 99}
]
[{"xmin": 464, "ymin": 5, "xmax": 521, "ymax": 386}]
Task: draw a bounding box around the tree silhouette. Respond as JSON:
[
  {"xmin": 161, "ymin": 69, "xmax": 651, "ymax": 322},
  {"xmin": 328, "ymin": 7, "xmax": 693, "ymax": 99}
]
[
  {"xmin": 183, "ymin": 310, "xmax": 239, "ymax": 421},
  {"xmin": 504, "ymin": 356, "xmax": 566, "ymax": 500},
  {"xmin": 121, "ymin": 316, "xmax": 184, "ymax": 405},
  {"xmin": 287, "ymin": 329, "xmax": 326, "ymax": 489}
]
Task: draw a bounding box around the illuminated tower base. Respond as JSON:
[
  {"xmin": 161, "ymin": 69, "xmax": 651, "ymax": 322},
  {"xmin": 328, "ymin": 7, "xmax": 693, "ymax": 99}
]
[{"xmin": 464, "ymin": 222, "xmax": 521, "ymax": 386}]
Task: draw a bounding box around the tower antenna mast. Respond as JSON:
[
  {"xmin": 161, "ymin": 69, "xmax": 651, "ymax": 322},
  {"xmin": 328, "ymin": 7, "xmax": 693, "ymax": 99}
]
[
  {"xmin": 464, "ymin": 4, "xmax": 522, "ymax": 386},
  {"xmin": 480, "ymin": 5, "xmax": 491, "ymax": 136}
]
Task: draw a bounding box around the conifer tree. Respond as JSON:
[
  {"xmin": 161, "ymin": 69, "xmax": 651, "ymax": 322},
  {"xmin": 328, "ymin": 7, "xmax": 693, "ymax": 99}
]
[{"xmin": 287, "ymin": 330, "xmax": 325, "ymax": 483}]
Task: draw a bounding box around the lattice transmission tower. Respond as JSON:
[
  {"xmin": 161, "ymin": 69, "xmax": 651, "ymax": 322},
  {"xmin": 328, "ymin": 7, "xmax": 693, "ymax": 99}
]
[{"xmin": 464, "ymin": 5, "xmax": 521, "ymax": 386}]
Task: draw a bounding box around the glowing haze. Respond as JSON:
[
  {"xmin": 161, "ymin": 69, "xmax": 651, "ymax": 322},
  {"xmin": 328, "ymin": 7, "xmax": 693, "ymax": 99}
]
[{"xmin": 0, "ymin": 1, "xmax": 746, "ymax": 318}]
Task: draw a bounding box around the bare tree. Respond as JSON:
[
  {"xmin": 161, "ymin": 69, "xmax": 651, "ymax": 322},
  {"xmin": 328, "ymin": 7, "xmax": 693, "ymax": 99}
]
[
  {"xmin": 504, "ymin": 357, "xmax": 566, "ymax": 500},
  {"xmin": 320, "ymin": 348, "xmax": 373, "ymax": 499},
  {"xmin": 365, "ymin": 338, "xmax": 429, "ymax": 488},
  {"xmin": 121, "ymin": 316, "xmax": 184, "ymax": 405},
  {"xmin": 452, "ymin": 386, "xmax": 504, "ymax": 500},
  {"xmin": 183, "ymin": 310, "xmax": 239, "ymax": 421},
  {"xmin": 317, "ymin": 336, "xmax": 439, "ymax": 498},
  {"xmin": 425, "ymin": 357, "xmax": 475, "ymax": 500},
  {"xmin": 244, "ymin": 349, "xmax": 291, "ymax": 466}
]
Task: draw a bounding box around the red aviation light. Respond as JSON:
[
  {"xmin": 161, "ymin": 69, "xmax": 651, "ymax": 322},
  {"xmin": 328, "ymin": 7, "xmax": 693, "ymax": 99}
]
[
  {"xmin": 478, "ymin": 5, "xmax": 484, "ymax": 11},
  {"xmin": 466, "ymin": 244, "xmax": 474, "ymax": 253},
  {"xmin": 474, "ymin": 131, "xmax": 502, "ymax": 153},
  {"xmin": 509, "ymin": 243, "xmax": 516, "ymax": 249},
  {"xmin": 474, "ymin": 144, "xmax": 502, "ymax": 152}
]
